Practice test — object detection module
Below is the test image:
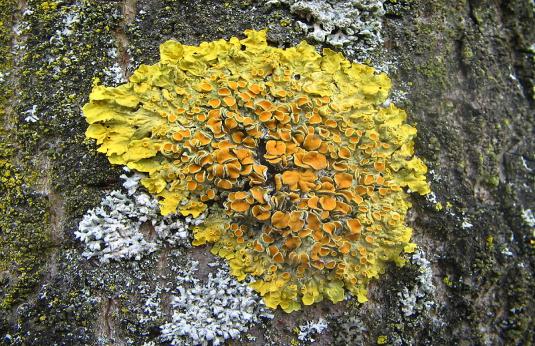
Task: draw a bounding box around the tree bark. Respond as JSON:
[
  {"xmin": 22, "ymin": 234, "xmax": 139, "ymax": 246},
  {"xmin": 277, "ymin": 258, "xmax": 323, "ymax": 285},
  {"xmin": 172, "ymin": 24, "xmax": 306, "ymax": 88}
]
[{"xmin": 0, "ymin": 0, "xmax": 533, "ymax": 345}]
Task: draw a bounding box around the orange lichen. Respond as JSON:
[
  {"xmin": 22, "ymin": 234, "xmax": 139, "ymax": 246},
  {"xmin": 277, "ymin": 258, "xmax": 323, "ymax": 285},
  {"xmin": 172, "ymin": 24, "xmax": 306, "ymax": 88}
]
[
  {"xmin": 83, "ymin": 29, "xmax": 430, "ymax": 313},
  {"xmin": 302, "ymin": 151, "xmax": 328, "ymax": 170},
  {"xmin": 319, "ymin": 196, "xmax": 337, "ymax": 211}
]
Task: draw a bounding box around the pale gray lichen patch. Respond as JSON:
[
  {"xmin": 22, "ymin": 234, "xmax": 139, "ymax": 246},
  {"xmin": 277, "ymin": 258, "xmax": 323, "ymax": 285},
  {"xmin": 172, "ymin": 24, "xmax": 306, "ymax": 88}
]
[
  {"xmin": 297, "ymin": 318, "xmax": 329, "ymax": 343},
  {"xmin": 332, "ymin": 313, "xmax": 367, "ymax": 344},
  {"xmin": 75, "ymin": 170, "xmax": 195, "ymax": 263},
  {"xmin": 266, "ymin": 0, "xmax": 385, "ymax": 59},
  {"xmin": 461, "ymin": 217, "xmax": 473, "ymax": 229},
  {"xmin": 102, "ymin": 47, "xmax": 128, "ymax": 85},
  {"xmin": 160, "ymin": 260, "xmax": 271, "ymax": 346},
  {"xmin": 23, "ymin": 104, "xmax": 39, "ymax": 122},
  {"xmin": 76, "ymin": 189, "xmax": 160, "ymax": 262},
  {"xmin": 521, "ymin": 209, "xmax": 535, "ymax": 228},
  {"xmin": 397, "ymin": 250, "xmax": 436, "ymax": 317}
]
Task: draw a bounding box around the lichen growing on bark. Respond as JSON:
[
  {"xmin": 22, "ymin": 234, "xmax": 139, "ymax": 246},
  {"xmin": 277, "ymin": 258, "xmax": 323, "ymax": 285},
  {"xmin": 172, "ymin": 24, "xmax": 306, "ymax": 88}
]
[
  {"xmin": 0, "ymin": 0, "xmax": 52, "ymax": 310},
  {"xmin": 1, "ymin": 0, "xmax": 533, "ymax": 344},
  {"xmin": 82, "ymin": 29, "xmax": 429, "ymax": 312}
]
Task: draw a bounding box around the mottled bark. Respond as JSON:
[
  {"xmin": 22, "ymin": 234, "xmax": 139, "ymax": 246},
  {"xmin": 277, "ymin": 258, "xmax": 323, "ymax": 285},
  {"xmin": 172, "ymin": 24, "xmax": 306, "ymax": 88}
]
[{"xmin": 0, "ymin": 0, "xmax": 533, "ymax": 345}]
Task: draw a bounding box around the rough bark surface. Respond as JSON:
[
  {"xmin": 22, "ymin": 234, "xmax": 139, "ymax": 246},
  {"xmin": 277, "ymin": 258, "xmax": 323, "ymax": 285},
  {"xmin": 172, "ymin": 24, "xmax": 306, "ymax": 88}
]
[{"xmin": 0, "ymin": 0, "xmax": 533, "ymax": 345}]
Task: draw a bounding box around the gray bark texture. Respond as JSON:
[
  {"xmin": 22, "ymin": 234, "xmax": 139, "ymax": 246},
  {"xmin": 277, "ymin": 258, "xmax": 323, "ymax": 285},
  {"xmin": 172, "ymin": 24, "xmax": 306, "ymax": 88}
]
[{"xmin": 0, "ymin": 0, "xmax": 533, "ymax": 345}]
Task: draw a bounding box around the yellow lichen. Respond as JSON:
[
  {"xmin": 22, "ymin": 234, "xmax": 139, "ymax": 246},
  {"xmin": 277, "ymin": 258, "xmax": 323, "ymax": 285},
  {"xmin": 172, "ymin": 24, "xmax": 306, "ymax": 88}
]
[{"xmin": 83, "ymin": 29, "xmax": 430, "ymax": 312}]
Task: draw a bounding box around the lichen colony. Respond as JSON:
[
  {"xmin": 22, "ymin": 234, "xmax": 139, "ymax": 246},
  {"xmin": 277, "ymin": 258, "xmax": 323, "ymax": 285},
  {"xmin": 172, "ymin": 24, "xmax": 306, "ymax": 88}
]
[{"xmin": 83, "ymin": 29, "xmax": 430, "ymax": 312}]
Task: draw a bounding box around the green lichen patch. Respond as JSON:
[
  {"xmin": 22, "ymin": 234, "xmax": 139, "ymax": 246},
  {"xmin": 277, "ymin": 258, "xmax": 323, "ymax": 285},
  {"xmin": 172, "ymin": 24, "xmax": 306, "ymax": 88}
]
[
  {"xmin": 0, "ymin": 0, "xmax": 124, "ymax": 322},
  {"xmin": 0, "ymin": 144, "xmax": 52, "ymax": 309},
  {"xmin": 0, "ymin": 0, "xmax": 52, "ymax": 310}
]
